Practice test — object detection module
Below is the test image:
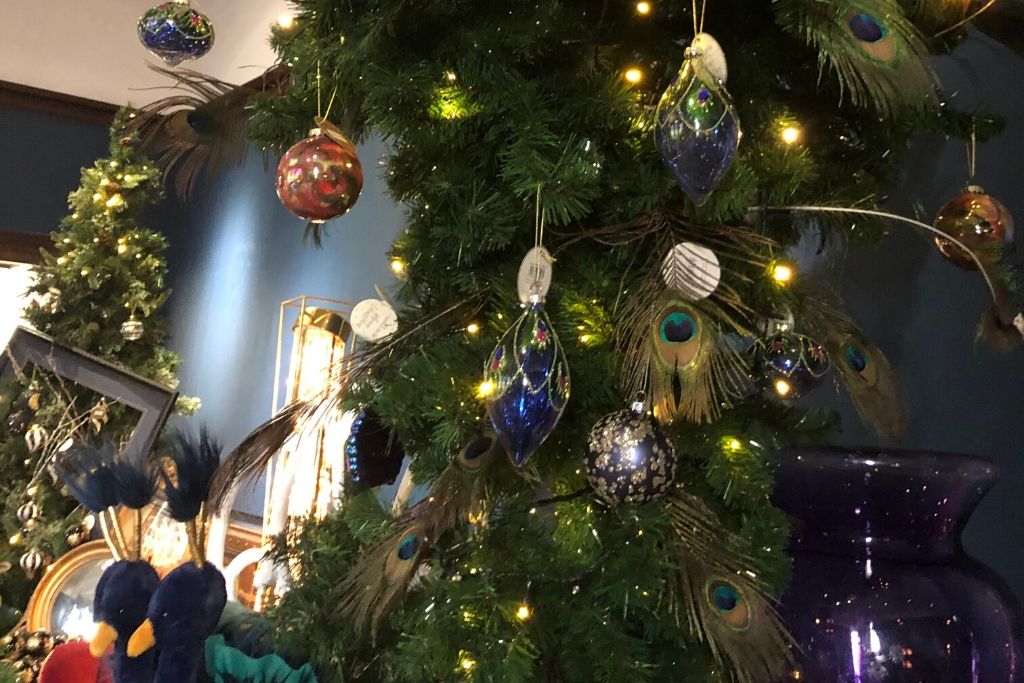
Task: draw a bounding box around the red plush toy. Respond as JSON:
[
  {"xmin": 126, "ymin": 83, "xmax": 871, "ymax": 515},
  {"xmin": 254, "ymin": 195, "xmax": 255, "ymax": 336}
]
[{"xmin": 39, "ymin": 641, "xmax": 115, "ymax": 683}]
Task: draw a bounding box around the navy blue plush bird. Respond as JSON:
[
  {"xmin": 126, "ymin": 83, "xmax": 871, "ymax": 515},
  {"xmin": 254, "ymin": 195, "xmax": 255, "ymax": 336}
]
[
  {"xmin": 58, "ymin": 444, "xmax": 161, "ymax": 683},
  {"xmin": 90, "ymin": 559, "xmax": 161, "ymax": 683},
  {"xmin": 127, "ymin": 427, "xmax": 228, "ymax": 683},
  {"xmin": 127, "ymin": 561, "xmax": 227, "ymax": 682}
]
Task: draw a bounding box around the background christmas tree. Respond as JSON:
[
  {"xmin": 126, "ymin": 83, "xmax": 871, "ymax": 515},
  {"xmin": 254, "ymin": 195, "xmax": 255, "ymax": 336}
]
[
  {"xmin": 232, "ymin": 0, "xmax": 1015, "ymax": 681},
  {"xmin": 0, "ymin": 110, "xmax": 193, "ymax": 622}
]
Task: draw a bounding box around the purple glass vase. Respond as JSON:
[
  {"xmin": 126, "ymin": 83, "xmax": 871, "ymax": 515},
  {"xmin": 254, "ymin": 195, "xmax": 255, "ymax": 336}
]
[{"xmin": 773, "ymin": 448, "xmax": 1022, "ymax": 682}]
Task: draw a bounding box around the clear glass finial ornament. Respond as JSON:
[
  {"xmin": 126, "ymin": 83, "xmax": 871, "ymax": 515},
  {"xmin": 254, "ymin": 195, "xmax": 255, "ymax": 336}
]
[
  {"xmin": 484, "ymin": 301, "xmax": 570, "ymax": 467},
  {"xmin": 655, "ymin": 33, "xmax": 740, "ymax": 206}
]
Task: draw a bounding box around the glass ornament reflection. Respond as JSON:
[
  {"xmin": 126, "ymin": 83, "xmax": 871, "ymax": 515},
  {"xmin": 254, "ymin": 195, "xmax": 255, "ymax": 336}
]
[
  {"xmin": 484, "ymin": 302, "xmax": 570, "ymax": 467},
  {"xmin": 655, "ymin": 34, "xmax": 740, "ymax": 205}
]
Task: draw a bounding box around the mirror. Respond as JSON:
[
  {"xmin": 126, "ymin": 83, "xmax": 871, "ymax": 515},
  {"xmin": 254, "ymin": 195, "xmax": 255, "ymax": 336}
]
[{"xmin": 24, "ymin": 540, "xmax": 114, "ymax": 639}]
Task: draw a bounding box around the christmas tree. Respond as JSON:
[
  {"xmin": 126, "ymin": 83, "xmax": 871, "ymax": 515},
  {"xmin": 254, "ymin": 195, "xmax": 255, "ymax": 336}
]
[
  {"xmin": 230, "ymin": 1, "xmax": 1020, "ymax": 680},
  {"xmin": 0, "ymin": 110, "xmax": 192, "ymax": 618}
]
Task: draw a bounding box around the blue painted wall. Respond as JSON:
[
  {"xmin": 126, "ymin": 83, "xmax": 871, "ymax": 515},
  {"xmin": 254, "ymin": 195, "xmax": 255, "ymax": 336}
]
[
  {"xmin": 813, "ymin": 33, "xmax": 1024, "ymax": 599},
  {"xmin": 0, "ymin": 107, "xmax": 406, "ymax": 514},
  {"xmin": 0, "ymin": 107, "xmax": 110, "ymax": 235},
  {"xmin": 158, "ymin": 140, "xmax": 406, "ymax": 513}
]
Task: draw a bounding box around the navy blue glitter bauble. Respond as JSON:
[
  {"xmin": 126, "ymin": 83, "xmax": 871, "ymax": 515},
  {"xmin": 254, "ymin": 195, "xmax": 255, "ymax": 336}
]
[
  {"xmin": 585, "ymin": 406, "xmax": 677, "ymax": 506},
  {"xmin": 137, "ymin": 1, "xmax": 215, "ymax": 67},
  {"xmin": 484, "ymin": 302, "xmax": 570, "ymax": 467},
  {"xmin": 345, "ymin": 407, "xmax": 405, "ymax": 487},
  {"xmin": 754, "ymin": 332, "xmax": 830, "ymax": 399}
]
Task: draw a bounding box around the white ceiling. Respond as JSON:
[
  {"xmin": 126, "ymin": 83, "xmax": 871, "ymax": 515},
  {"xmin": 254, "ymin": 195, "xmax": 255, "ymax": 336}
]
[{"xmin": 0, "ymin": 0, "xmax": 291, "ymax": 106}]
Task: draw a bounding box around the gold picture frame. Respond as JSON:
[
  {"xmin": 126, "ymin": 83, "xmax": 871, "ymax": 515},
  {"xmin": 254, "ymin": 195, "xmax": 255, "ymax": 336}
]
[{"xmin": 24, "ymin": 540, "xmax": 114, "ymax": 637}]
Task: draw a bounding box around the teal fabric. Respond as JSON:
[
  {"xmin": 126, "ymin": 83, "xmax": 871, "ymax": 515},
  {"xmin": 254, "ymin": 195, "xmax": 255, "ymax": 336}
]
[{"xmin": 205, "ymin": 635, "xmax": 317, "ymax": 683}]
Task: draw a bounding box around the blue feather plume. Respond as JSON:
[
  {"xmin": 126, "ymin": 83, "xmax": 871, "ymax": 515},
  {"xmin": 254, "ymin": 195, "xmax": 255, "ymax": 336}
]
[
  {"xmin": 110, "ymin": 456, "xmax": 159, "ymax": 510},
  {"xmin": 160, "ymin": 427, "xmax": 222, "ymax": 522},
  {"xmin": 57, "ymin": 443, "xmax": 121, "ymax": 513}
]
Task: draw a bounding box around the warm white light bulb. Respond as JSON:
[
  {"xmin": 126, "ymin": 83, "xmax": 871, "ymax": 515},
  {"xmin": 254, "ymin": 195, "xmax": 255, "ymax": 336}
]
[
  {"xmin": 477, "ymin": 380, "xmax": 496, "ymax": 398},
  {"xmin": 772, "ymin": 264, "xmax": 794, "ymax": 284}
]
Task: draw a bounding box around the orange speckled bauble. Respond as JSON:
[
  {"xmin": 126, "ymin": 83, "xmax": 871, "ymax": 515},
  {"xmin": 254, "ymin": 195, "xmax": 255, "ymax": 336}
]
[
  {"xmin": 276, "ymin": 122, "xmax": 363, "ymax": 223},
  {"xmin": 933, "ymin": 185, "xmax": 1014, "ymax": 270}
]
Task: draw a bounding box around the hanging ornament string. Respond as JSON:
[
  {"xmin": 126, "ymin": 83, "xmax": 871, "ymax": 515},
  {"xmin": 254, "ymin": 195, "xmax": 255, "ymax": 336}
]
[
  {"xmin": 516, "ymin": 184, "xmax": 555, "ymax": 304},
  {"xmin": 314, "ymin": 60, "xmax": 340, "ymax": 124},
  {"xmin": 967, "ymin": 121, "xmax": 977, "ymax": 182},
  {"xmin": 323, "ymin": 86, "xmax": 339, "ymax": 123},
  {"xmin": 691, "ymin": 0, "xmax": 709, "ymax": 36},
  {"xmin": 316, "ymin": 60, "xmax": 323, "ymax": 120},
  {"xmin": 533, "ymin": 184, "xmax": 547, "ymax": 296}
]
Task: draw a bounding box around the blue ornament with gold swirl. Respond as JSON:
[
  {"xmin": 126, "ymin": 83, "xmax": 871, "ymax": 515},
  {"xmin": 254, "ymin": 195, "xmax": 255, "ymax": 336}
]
[
  {"xmin": 655, "ymin": 47, "xmax": 740, "ymax": 206},
  {"xmin": 484, "ymin": 302, "xmax": 570, "ymax": 467}
]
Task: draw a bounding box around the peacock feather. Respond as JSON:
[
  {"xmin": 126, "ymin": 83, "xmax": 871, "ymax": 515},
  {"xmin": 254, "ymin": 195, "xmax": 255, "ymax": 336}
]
[
  {"xmin": 125, "ymin": 64, "xmax": 287, "ymax": 198},
  {"xmin": 619, "ymin": 222, "xmax": 775, "ymax": 424},
  {"xmin": 665, "ymin": 489, "xmax": 793, "ymax": 682},
  {"xmin": 803, "ymin": 285, "xmax": 907, "ymax": 440},
  {"xmin": 334, "ymin": 432, "xmax": 503, "ymax": 640},
  {"xmin": 623, "ymin": 294, "xmax": 751, "ymax": 425},
  {"xmin": 773, "ymin": 0, "xmax": 936, "ymax": 115}
]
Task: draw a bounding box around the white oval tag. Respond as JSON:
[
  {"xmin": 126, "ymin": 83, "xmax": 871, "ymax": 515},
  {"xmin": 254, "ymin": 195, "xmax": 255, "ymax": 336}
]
[
  {"xmin": 517, "ymin": 246, "xmax": 554, "ymax": 303},
  {"xmin": 351, "ymin": 299, "xmax": 398, "ymax": 341},
  {"xmin": 661, "ymin": 242, "xmax": 721, "ymax": 301},
  {"xmin": 691, "ymin": 33, "xmax": 728, "ymax": 85}
]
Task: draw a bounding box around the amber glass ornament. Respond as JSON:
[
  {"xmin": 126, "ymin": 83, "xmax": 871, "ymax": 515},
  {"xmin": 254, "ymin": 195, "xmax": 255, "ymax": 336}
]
[
  {"xmin": 276, "ymin": 119, "xmax": 363, "ymax": 223},
  {"xmin": 933, "ymin": 185, "xmax": 1014, "ymax": 270}
]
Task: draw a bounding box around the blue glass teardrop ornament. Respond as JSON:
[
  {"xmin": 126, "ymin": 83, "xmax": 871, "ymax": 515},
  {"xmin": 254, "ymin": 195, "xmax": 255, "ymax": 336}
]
[
  {"xmin": 655, "ymin": 52, "xmax": 741, "ymax": 206},
  {"xmin": 484, "ymin": 302, "xmax": 571, "ymax": 467}
]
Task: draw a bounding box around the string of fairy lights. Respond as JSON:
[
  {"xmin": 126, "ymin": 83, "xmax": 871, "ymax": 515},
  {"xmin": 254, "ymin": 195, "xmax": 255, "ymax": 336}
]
[{"xmin": 262, "ymin": 3, "xmax": 808, "ymax": 669}]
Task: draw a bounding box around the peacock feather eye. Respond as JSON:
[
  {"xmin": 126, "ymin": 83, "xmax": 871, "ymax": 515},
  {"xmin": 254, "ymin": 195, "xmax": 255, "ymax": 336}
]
[
  {"xmin": 397, "ymin": 534, "xmax": 419, "ymax": 561},
  {"xmin": 844, "ymin": 345, "xmax": 868, "ymax": 373},
  {"xmin": 843, "ymin": 343, "xmax": 879, "ymax": 386},
  {"xmin": 712, "ymin": 584, "xmax": 739, "ymax": 611},
  {"xmin": 457, "ymin": 433, "xmax": 499, "ymax": 472},
  {"xmin": 660, "ymin": 311, "xmax": 697, "ymax": 344},
  {"xmin": 847, "ymin": 12, "xmax": 886, "ymax": 42},
  {"xmin": 844, "ymin": 8, "xmax": 895, "ymax": 62},
  {"xmin": 708, "ymin": 580, "xmax": 751, "ymax": 630}
]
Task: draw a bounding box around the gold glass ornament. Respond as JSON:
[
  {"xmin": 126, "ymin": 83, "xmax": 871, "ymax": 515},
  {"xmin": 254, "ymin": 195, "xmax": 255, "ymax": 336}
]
[{"xmin": 933, "ymin": 185, "xmax": 1014, "ymax": 270}]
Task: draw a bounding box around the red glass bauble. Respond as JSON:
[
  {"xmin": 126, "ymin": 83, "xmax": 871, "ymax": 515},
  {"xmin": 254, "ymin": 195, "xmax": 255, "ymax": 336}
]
[
  {"xmin": 933, "ymin": 185, "xmax": 1014, "ymax": 270},
  {"xmin": 276, "ymin": 127, "xmax": 363, "ymax": 223}
]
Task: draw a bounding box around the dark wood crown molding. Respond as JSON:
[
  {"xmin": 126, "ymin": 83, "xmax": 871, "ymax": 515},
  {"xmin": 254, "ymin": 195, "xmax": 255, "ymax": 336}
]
[
  {"xmin": 0, "ymin": 80, "xmax": 119, "ymax": 126},
  {"xmin": 0, "ymin": 65, "xmax": 290, "ymax": 129},
  {"xmin": 0, "ymin": 232, "xmax": 51, "ymax": 265}
]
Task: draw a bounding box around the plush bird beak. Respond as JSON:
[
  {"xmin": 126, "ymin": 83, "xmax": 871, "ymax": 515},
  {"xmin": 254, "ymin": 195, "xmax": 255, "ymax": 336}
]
[
  {"xmin": 126, "ymin": 619, "xmax": 156, "ymax": 657},
  {"xmin": 89, "ymin": 622, "xmax": 118, "ymax": 657}
]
